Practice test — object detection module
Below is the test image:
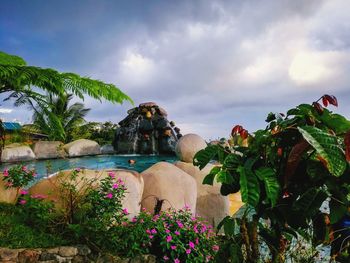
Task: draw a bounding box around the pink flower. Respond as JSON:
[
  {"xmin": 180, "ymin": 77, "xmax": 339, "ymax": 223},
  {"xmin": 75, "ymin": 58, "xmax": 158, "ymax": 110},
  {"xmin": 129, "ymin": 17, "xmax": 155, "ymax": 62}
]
[
  {"xmin": 31, "ymin": 194, "xmax": 47, "ymax": 199},
  {"xmin": 186, "ymin": 249, "xmax": 191, "ymax": 254},
  {"xmin": 6, "ymin": 182, "xmax": 13, "ymax": 187},
  {"xmin": 140, "ymin": 219, "xmax": 144, "ymax": 223},
  {"xmin": 175, "ymin": 231, "xmax": 180, "ymax": 236},
  {"xmin": 117, "ymin": 178, "xmax": 124, "ymax": 185},
  {"xmin": 174, "ymin": 259, "xmax": 180, "ymax": 263},
  {"xmin": 163, "ymin": 255, "xmax": 169, "ymax": 261},
  {"xmin": 166, "ymin": 235, "xmax": 172, "ymax": 242},
  {"xmin": 122, "ymin": 221, "xmax": 128, "ymax": 226},
  {"xmin": 184, "ymin": 204, "xmax": 190, "ymax": 210},
  {"xmin": 189, "ymin": 241, "xmax": 195, "ymax": 249},
  {"xmin": 112, "ymin": 183, "xmax": 119, "ymax": 189},
  {"xmin": 151, "ymin": 229, "xmax": 157, "ymax": 234},
  {"xmin": 122, "ymin": 208, "xmax": 129, "ymax": 215},
  {"xmin": 132, "ymin": 217, "xmax": 137, "ymax": 223},
  {"xmin": 108, "ymin": 172, "xmax": 115, "ymax": 178},
  {"xmin": 148, "ymin": 235, "xmax": 154, "ymax": 239},
  {"xmin": 165, "ymin": 229, "xmax": 170, "ymax": 233},
  {"xmin": 20, "ymin": 189, "xmax": 28, "ymax": 195},
  {"xmin": 193, "ymin": 224, "xmax": 199, "ymax": 233},
  {"xmin": 75, "ymin": 168, "xmax": 81, "ymax": 172},
  {"xmin": 146, "ymin": 229, "xmax": 151, "ymax": 234},
  {"xmin": 105, "ymin": 193, "xmax": 113, "ymax": 199},
  {"xmin": 3, "ymin": 169, "xmax": 8, "ymax": 177},
  {"xmin": 22, "ymin": 166, "xmax": 27, "ymax": 171},
  {"xmin": 19, "ymin": 199, "xmax": 27, "ymax": 205},
  {"xmin": 176, "ymin": 221, "xmax": 184, "ymax": 228},
  {"xmin": 212, "ymin": 245, "xmax": 220, "ymax": 252},
  {"xmin": 195, "ymin": 238, "xmax": 199, "ymax": 245},
  {"xmin": 171, "ymin": 245, "xmax": 177, "ymax": 250}
]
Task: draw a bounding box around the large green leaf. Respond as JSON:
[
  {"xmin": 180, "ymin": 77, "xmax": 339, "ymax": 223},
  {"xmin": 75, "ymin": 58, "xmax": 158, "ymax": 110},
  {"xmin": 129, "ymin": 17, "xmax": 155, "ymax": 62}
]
[
  {"xmin": 293, "ymin": 187, "xmax": 328, "ymax": 218},
  {"xmin": 238, "ymin": 162, "xmax": 260, "ymax": 207},
  {"xmin": 329, "ymin": 199, "xmax": 348, "ymax": 224},
  {"xmin": 255, "ymin": 167, "xmax": 280, "ymax": 207},
  {"xmin": 223, "ymin": 154, "xmax": 242, "ymax": 170},
  {"xmin": 193, "ymin": 144, "xmax": 219, "ymax": 169},
  {"xmin": 298, "ymin": 126, "xmax": 347, "ymax": 177},
  {"xmin": 202, "ymin": 166, "xmax": 220, "ymax": 185},
  {"xmin": 319, "ymin": 110, "xmax": 350, "ymax": 134},
  {"xmin": 216, "ymin": 169, "xmax": 233, "ymax": 184}
]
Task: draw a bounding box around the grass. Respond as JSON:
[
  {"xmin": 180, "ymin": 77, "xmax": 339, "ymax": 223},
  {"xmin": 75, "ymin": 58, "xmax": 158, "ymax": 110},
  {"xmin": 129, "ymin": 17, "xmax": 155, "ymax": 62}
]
[{"xmin": 0, "ymin": 203, "xmax": 68, "ymax": 248}]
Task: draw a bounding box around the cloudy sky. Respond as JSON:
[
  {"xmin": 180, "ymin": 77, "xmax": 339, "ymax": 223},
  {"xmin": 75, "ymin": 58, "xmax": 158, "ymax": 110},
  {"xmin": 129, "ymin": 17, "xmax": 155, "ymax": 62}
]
[{"xmin": 1, "ymin": 0, "xmax": 350, "ymax": 140}]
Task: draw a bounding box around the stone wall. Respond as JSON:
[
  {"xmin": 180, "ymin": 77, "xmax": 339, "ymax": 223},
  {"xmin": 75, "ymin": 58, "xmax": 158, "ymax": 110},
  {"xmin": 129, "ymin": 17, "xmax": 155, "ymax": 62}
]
[{"xmin": 0, "ymin": 246, "xmax": 156, "ymax": 263}]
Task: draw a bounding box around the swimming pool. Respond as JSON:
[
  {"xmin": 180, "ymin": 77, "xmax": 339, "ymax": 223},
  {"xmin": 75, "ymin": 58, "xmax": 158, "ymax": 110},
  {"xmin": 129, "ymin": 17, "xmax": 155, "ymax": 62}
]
[{"xmin": 0, "ymin": 154, "xmax": 178, "ymax": 181}]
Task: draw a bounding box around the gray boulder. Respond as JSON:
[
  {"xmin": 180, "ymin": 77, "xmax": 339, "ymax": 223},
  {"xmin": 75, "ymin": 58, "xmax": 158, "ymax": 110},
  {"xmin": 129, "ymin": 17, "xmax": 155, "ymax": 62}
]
[
  {"xmin": 63, "ymin": 139, "xmax": 100, "ymax": 157},
  {"xmin": 1, "ymin": 144, "xmax": 35, "ymax": 162},
  {"xmin": 33, "ymin": 141, "xmax": 65, "ymax": 159}
]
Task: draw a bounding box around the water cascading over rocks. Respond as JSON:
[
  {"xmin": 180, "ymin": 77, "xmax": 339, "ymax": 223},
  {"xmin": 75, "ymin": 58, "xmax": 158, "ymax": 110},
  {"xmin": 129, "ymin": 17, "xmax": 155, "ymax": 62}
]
[{"xmin": 113, "ymin": 102, "xmax": 182, "ymax": 154}]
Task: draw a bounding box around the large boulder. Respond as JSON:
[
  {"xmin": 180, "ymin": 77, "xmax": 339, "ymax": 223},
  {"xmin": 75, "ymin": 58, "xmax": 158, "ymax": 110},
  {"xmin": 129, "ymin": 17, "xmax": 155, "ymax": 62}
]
[
  {"xmin": 63, "ymin": 139, "xmax": 100, "ymax": 157},
  {"xmin": 101, "ymin": 145, "xmax": 115, "ymax": 154},
  {"xmin": 1, "ymin": 144, "xmax": 35, "ymax": 162},
  {"xmin": 33, "ymin": 141, "xmax": 65, "ymax": 159},
  {"xmin": 175, "ymin": 134, "xmax": 207, "ymax": 163},
  {"xmin": 29, "ymin": 169, "xmax": 144, "ymax": 219},
  {"xmin": 0, "ymin": 173, "xmax": 18, "ymax": 203},
  {"xmin": 141, "ymin": 162, "xmax": 197, "ymax": 214},
  {"xmin": 174, "ymin": 161, "xmax": 230, "ymax": 226}
]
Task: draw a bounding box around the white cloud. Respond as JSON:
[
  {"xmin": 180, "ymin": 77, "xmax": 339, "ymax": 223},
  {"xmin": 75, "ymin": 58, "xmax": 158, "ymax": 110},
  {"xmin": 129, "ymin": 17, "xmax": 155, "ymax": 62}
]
[{"xmin": 0, "ymin": 108, "xmax": 13, "ymax": 113}]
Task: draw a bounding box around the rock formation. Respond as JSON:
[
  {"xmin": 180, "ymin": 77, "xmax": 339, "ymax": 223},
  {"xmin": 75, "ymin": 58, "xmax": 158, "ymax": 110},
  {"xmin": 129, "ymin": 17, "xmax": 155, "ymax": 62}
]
[{"xmin": 113, "ymin": 102, "xmax": 182, "ymax": 154}]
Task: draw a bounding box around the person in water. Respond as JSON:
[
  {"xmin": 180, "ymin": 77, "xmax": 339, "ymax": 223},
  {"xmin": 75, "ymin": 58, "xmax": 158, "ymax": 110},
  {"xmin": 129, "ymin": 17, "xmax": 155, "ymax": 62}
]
[{"xmin": 128, "ymin": 159, "xmax": 136, "ymax": 165}]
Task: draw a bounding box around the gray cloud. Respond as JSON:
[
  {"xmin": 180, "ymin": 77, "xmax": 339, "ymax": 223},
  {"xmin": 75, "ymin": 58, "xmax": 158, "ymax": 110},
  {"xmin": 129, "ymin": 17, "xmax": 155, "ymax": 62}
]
[{"xmin": 1, "ymin": 0, "xmax": 350, "ymax": 140}]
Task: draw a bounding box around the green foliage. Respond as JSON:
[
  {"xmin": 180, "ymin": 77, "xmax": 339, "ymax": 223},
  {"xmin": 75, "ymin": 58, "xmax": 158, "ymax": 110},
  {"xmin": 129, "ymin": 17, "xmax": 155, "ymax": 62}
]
[
  {"xmin": 0, "ymin": 51, "xmax": 132, "ymax": 105},
  {"xmin": 194, "ymin": 95, "xmax": 350, "ymax": 262},
  {"xmin": 25, "ymin": 93, "xmax": 90, "ymax": 142},
  {"xmin": 2, "ymin": 165, "xmax": 36, "ymax": 188},
  {"xmin": 0, "ymin": 203, "xmax": 67, "ymax": 248}
]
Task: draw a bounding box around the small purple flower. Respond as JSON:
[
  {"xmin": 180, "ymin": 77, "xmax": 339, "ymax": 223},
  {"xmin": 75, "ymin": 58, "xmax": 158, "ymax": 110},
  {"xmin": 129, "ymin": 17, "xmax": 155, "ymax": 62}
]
[
  {"xmin": 189, "ymin": 241, "xmax": 195, "ymax": 249},
  {"xmin": 151, "ymin": 228, "xmax": 157, "ymax": 234},
  {"xmin": 165, "ymin": 229, "xmax": 170, "ymax": 233},
  {"xmin": 176, "ymin": 220, "xmax": 184, "ymax": 228},
  {"xmin": 171, "ymin": 245, "xmax": 177, "ymax": 250},
  {"xmin": 174, "ymin": 259, "xmax": 180, "ymax": 263},
  {"xmin": 108, "ymin": 171, "xmax": 115, "ymax": 178},
  {"xmin": 3, "ymin": 169, "xmax": 8, "ymax": 177},
  {"xmin": 163, "ymin": 255, "xmax": 169, "ymax": 261},
  {"xmin": 19, "ymin": 199, "xmax": 27, "ymax": 205},
  {"xmin": 148, "ymin": 235, "xmax": 154, "ymax": 239},
  {"xmin": 212, "ymin": 245, "xmax": 220, "ymax": 252},
  {"xmin": 186, "ymin": 249, "xmax": 191, "ymax": 254},
  {"xmin": 175, "ymin": 231, "xmax": 180, "ymax": 236},
  {"xmin": 20, "ymin": 189, "xmax": 28, "ymax": 195},
  {"xmin": 122, "ymin": 208, "xmax": 129, "ymax": 215},
  {"xmin": 112, "ymin": 183, "xmax": 119, "ymax": 189}
]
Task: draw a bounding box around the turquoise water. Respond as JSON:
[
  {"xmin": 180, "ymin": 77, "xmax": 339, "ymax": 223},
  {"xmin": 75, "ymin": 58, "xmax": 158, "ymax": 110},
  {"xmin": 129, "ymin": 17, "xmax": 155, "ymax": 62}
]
[{"xmin": 0, "ymin": 155, "xmax": 178, "ymax": 181}]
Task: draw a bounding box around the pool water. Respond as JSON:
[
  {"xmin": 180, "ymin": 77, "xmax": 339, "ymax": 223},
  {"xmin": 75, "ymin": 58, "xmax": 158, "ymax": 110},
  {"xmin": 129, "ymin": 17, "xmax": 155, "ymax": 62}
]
[{"xmin": 0, "ymin": 154, "xmax": 178, "ymax": 181}]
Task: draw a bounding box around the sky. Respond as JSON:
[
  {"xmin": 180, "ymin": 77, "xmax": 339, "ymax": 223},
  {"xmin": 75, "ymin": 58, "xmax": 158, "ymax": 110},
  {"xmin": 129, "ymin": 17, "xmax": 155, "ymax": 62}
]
[{"xmin": 1, "ymin": 0, "xmax": 350, "ymax": 140}]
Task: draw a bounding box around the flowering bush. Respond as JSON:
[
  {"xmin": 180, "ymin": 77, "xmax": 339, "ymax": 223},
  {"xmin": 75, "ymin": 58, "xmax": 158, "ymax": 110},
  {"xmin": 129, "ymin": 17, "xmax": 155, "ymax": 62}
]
[
  {"xmin": 2, "ymin": 165, "xmax": 36, "ymax": 188},
  {"xmin": 17, "ymin": 190, "xmax": 55, "ymax": 230},
  {"xmin": 117, "ymin": 208, "xmax": 219, "ymax": 262}
]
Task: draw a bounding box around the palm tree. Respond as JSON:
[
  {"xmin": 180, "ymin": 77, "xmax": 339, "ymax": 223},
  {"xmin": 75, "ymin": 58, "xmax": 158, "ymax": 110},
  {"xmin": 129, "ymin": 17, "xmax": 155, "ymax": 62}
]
[
  {"xmin": 30, "ymin": 93, "xmax": 90, "ymax": 142},
  {"xmin": 0, "ymin": 51, "xmax": 132, "ymax": 105}
]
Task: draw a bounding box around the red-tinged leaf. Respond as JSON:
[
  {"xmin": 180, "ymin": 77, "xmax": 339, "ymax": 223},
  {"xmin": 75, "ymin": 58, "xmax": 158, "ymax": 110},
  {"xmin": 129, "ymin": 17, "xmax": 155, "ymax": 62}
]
[
  {"xmin": 317, "ymin": 155, "xmax": 329, "ymax": 169},
  {"xmin": 231, "ymin": 125, "xmax": 243, "ymax": 136},
  {"xmin": 277, "ymin": 148, "xmax": 283, "ymax": 156},
  {"xmin": 322, "ymin": 96, "xmax": 329, "ymax": 107},
  {"xmin": 345, "ymin": 131, "xmax": 350, "ymax": 162},
  {"xmin": 284, "ymin": 139, "xmax": 310, "ymax": 187},
  {"xmin": 324, "ymin": 95, "xmax": 338, "ymax": 107},
  {"xmin": 240, "ymin": 129, "xmax": 248, "ymax": 139},
  {"xmin": 312, "ymin": 102, "xmax": 324, "ymax": 115}
]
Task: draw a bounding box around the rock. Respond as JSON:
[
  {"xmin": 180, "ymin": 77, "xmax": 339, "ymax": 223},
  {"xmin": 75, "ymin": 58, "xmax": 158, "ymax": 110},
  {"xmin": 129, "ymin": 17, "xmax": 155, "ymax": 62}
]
[
  {"xmin": 0, "ymin": 248, "xmax": 21, "ymax": 261},
  {"xmin": 63, "ymin": 139, "xmax": 100, "ymax": 157},
  {"xmin": 113, "ymin": 103, "xmax": 178, "ymax": 154},
  {"xmin": 76, "ymin": 245, "xmax": 91, "ymax": 256},
  {"xmin": 29, "ymin": 169, "xmax": 144, "ymax": 219},
  {"xmin": 229, "ymin": 192, "xmax": 244, "ymax": 215},
  {"xmin": 1, "ymin": 144, "xmax": 35, "ymax": 162},
  {"xmin": 141, "ymin": 162, "xmax": 197, "ymax": 214},
  {"xmin": 72, "ymin": 255, "xmax": 86, "ymax": 263},
  {"xmin": 18, "ymin": 249, "xmax": 40, "ymax": 263},
  {"xmin": 33, "ymin": 141, "xmax": 65, "ymax": 159},
  {"xmin": 101, "ymin": 144, "xmax": 115, "ymax": 154},
  {"xmin": 0, "ymin": 173, "xmax": 19, "ymax": 203},
  {"xmin": 175, "ymin": 161, "xmax": 230, "ymax": 226},
  {"xmin": 175, "ymin": 134, "xmax": 207, "ymax": 163},
  {"xmin": 40, "ymin": 251, "xmax": 56, "ymax": 261},
  {"xmin": 59, "ymin": 247, "xmax": 78, "ymax": 257}
]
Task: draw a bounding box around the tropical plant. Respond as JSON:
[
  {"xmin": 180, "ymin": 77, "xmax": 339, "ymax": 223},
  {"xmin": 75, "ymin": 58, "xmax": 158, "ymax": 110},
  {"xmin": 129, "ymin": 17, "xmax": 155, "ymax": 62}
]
[
  {"xmin": 0, "ymin": 51, "xmax": 132, "ymax": 105},
  {"xmin": 28, "ymin": 92, "xmax": 91, "ymax": 142},
  {"xmin": 194, "ymin": 95, "xmax": 350, "ymax": 262}
]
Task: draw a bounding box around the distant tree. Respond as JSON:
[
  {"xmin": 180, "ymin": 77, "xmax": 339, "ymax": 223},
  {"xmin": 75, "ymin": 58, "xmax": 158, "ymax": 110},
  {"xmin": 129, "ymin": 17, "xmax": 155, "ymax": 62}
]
[{"xmin": 30, "ymin": 93, "xmax": 90, "ymax": 142}]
